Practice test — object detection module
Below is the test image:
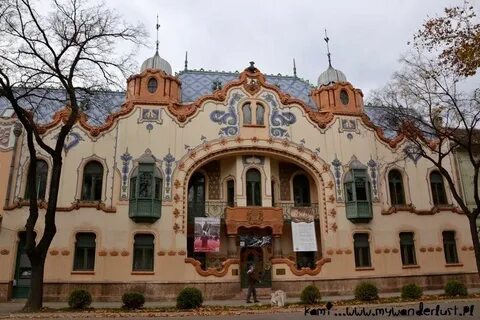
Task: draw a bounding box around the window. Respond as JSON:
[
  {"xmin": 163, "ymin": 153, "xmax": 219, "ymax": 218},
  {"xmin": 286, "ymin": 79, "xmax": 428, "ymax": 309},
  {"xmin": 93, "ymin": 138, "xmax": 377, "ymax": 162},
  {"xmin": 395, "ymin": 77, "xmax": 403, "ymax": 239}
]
[
  {"xmin": 296, "ymin": 251, "xmax": 316, "ymax": 269},
  {"xmin": 133, "ymin": 234, "xmax": 154, "ymax": 271},
  {"xmin": 147, "ymin": 78, "xmax": 158, "ymax": 93},
  {"xmin": 227, "ymin": 179, "xmax": 235, "ymax": 207},
  {"xmin": 242, "ymin": 103, "xmax": 252, "ymax": 125},
  {"xmin": 344, "ymin": 169, "xmax": 373, "ymax": 222},
  {"xmin": 340, "ymin": 89, "xmax": 349, "ymax": 105},
  {"xmin": 81, "ymin": 161, "xmax": 103, "ymax": 201},
  {"xmin": 73, "ymin": 233, "xmax": 96, "ymax": 271},
  {"xmin": 430, "ymin": 171, "xmax": 447, "ymax": 205},
  {"xmin": 246, "ymin": 168, "xmax": 262, "ymax": 206},
  {"xmin": 399, "ymin": 232, "xmax": 416, "ymax": 265},
  {"xmin": 293, "ymin": 174, "xmax": 310, "ymax": 206},
  {"xmin": 129, "ymin": 163, "xmax": 162, "ymax": 222},
  {"xmin": 24, "ymin": 159, "xmax": 48, "ymax": 200},
  {"xmin": 353, "ymin": 233, "xmax": 371, "ymax": 268},
  {"xmin": 256, "ymin": 104, "xmax": 265, "ymax": 125},
  {"xmin": 443, "ymin": 231, "xmax": 459, "ymax": 264},
  {"xmin": 388, "ymin": 170, "xmax": 405, "ymax": 205}
]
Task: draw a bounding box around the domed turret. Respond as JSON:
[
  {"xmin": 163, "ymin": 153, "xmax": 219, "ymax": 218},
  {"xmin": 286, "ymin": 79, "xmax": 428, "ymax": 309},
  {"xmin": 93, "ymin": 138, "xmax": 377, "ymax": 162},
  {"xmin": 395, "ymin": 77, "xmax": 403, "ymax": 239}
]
[
  {"xmin": 317, "ymin": 65, "xmax": 347, "ymax": 87},
  {"xmin": 140, "ymin": 51, "xmax": 172, "ymax": 75}
]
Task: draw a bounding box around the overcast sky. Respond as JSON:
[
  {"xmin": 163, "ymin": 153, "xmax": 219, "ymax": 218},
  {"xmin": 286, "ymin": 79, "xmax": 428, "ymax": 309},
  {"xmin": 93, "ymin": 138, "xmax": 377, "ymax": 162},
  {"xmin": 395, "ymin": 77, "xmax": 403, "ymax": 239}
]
[{"xmin": 103, "ymin": 0, "xmax": 471, "ymax": 96}]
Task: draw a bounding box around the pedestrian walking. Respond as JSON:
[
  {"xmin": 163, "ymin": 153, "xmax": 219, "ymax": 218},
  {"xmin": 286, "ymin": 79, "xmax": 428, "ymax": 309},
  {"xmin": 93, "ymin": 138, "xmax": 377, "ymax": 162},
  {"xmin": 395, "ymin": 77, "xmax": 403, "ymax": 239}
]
[{"xmin": 246, "ymin": 264, "xmax": 260, "ymax": 303}]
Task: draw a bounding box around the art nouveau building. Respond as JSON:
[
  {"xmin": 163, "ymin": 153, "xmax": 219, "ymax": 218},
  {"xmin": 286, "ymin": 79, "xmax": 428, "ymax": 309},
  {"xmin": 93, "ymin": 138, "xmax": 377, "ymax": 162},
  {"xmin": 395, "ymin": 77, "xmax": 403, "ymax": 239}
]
[{"xmin": 0, "ymin": 49, "xmax": 478, "ymax": 301}]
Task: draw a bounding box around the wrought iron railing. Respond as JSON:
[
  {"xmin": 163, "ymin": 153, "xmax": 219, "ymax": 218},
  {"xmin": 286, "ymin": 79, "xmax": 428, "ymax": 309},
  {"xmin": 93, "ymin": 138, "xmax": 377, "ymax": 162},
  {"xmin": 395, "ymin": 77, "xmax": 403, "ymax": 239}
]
[
  {"xmin": 188, "ymin": 200, "xmax": 234, "ymax": 220},
  {"xmin": 273, "ymin": 202, "xmax": 319, "ymax": 220}
]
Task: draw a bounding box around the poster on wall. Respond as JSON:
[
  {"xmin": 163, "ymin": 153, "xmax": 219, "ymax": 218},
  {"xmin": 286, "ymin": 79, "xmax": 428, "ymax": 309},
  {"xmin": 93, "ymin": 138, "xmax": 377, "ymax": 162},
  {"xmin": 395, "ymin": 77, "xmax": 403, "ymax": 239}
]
[
  {"xmin": 291, "ymin": 221, "xmax": 317, "ymax": 252},
  {"xmin": 194, "ymin": 217, "xmax": 220, "ymax": 252},
  {"xmin": 239, "ymin": 235, "xmax": 272, "ymax": 247}
]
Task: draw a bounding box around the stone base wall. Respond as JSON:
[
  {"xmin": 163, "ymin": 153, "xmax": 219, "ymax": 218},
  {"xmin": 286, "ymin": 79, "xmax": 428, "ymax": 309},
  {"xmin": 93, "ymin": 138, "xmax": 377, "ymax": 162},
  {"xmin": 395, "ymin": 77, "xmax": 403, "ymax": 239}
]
[
  {"xmin": 1, "ymin": 273, "xmax": 479, "ymax": 302},
  {"xmin": 0, "ymin": 282, "xmax": 12, "ymax": 302},
  {"xmin": 273, "ymin": 273, "xmax": 480, "ymax": 297}
]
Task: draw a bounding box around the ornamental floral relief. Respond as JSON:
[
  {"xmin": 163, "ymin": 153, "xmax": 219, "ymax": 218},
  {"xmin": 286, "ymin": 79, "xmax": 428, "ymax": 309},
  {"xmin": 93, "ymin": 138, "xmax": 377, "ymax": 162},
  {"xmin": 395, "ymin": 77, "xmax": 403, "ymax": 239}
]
[
  {"xmin": 263, "ymin": 93, "xmax": 296, "ymax": 138},
  {"xmin": 120, "ymin": 150, "xmax": 132, "ymax": 200},
  {"xmin": 209, "ymin": 91, "xmax": 244, "ymax": 137},
  {"xmin": 367, "ymin": 158, "xmax": 379, "ymax": 202},
  {"xmin": 0, "ymin": 125, "xmax": 11, "ymax": 148},
  {"xmin": 163, "ymin": 151, "xmax": 176, "ymax": 201},
  {"xmin": 331, "ymin": 156, "xmax": 343, "ymax": 202}
]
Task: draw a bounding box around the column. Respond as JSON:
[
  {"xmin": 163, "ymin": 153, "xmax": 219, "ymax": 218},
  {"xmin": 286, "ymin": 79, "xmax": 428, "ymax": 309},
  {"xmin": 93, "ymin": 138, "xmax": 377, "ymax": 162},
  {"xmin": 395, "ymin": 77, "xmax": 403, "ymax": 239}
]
[
  {"xmin": 273, "ymin": 234, "xmax": 282, "ymax": 258},
  {"xmin": 227, "ymin": 234, "xmax": 237, "ymax": 258}
]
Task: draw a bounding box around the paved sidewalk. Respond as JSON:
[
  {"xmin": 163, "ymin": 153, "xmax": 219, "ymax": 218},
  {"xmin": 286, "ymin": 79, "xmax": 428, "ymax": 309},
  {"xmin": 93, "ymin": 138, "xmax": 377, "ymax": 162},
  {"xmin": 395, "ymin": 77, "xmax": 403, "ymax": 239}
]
[{"xmin": 1, "ymin": 288, "xmax": 479, "ymax": 315}]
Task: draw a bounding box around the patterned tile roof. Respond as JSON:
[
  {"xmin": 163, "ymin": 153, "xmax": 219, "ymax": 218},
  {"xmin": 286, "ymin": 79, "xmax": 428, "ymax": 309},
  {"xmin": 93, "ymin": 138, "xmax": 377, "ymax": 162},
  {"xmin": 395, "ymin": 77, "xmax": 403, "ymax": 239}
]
[{"xmin": 177, "ymin": 69, "xmax": 316, "ymax": 109}]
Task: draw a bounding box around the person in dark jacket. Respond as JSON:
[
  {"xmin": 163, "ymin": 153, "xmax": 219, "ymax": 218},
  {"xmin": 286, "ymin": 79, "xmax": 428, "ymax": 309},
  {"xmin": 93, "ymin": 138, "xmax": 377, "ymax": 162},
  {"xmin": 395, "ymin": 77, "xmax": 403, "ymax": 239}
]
[{"xmin": 246, "ymin": 265, "xmax": 260, "ymax": 303}]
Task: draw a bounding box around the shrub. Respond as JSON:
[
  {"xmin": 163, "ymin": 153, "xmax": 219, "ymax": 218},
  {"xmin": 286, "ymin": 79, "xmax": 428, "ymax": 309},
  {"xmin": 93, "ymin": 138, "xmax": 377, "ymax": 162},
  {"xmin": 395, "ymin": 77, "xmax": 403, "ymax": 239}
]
[
  {"xmin": 354, "ymin": 282, "xmax": 379, "ymax": 301},
  {"xmin": 444, "ymin": 280, "xmax": 468, "ymax": 297},
  {"xmin": 122, "ymin": 292, "xmax": 145, "ymax": 309},
  {"xmin": 401, "ymin": 283, "xmax": 423, "ymax": 300},
  {"xmin": 300, "ymin": 285, "xmax": 321, "ymax": 304},
  {"xmin": 176, "ymin": 287, "xmax": 203, "ymax": 309},
  {"xmin": 68, "ymin": 289, "xmax": 92, "ymax": 309}
]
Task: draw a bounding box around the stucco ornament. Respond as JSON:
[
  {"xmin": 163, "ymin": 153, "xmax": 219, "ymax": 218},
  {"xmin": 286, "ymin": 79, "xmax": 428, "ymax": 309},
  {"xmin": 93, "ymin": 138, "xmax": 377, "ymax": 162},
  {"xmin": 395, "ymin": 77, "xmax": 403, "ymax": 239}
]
[
  {"xmin": 404, "ymin": 144, "xmax": 422, "ymax": 164},
  {"xmin": 163, "ymin": 151, "xmax": 176, "ymax": 200},
  {"xmin": 367, "ymin": 158, "xmax": 379, "ymax": 201},
  {"xmin": 263, "ymin": 93, "xmax": 296, "ymax": 138},
  {"xmin": 120, "ymin": 150, "xmax": 132, "ymax": 200},
  {"xmin": 331, "ymin": 156, "xmax": 343, "ymax": 202},
  {"xmin": 210, "ymin": 91, "xmax": 243, "ymax": 136},
  {"xmin": 53, "ymin": 131, "xmax": 84, "ymax": 153},
  {"xmin": 0, "ymin": 126, "xmax": 11, "ymax": 148}
]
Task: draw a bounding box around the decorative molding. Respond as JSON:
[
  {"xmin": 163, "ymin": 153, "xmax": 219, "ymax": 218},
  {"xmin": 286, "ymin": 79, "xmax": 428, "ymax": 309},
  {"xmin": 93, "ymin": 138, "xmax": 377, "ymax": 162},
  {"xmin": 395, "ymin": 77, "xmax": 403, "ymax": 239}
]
[
  {"xmin": 138, "ymin": 108, "xmax": 162, "ymax": 124},
  {"xmin": 61, "ymin": 250, "xmax": 70, "ymax": 256},
  {"xmin": 3, "ymin": 199, "xmax": 116, "ymax": 213},
  {"xmin": 0, "ymin": 249, "xmax": 10, "ymax": 255},
  {"xmin": 184, "ymin": 257, "xmax": 240, "ymax": 277},
  {"xmin": 120, "ymin": 150, "xmax": 132, "ymax": 200},
  {"xmin": 367, "ymin": 159, "xmax": 379, "ymax": 201},
  {"xmin": 263, "ymin": 93, "xmax": 296, "ymax": 138},
  {"xmin": 381, "ymin": 205, "xmax": 463, "ymax": 215},
  {"xmin": 209, "ymin": 92, "xmax": 242, "ymax": 136},
  {"xmin": 98, "ymin": 250, "xmax": 107, "ymax": 256},
  {"xmin": 331, "ymin": 157, "xmax": 343, "ymax": 201},
  {"xmin": 121, "ymin": 250, "xmax": 130, "ymax": 256},
  {"xmin": 163, "ymin": 151, "xmax": 176, "ymax": 200},
  {"xmin": 271, "ymin": 257, "xmax": 331, "ymax": 276},
  {"xmin": 338, "ymin": 118, "xmax": 359, "ymax": 133}
]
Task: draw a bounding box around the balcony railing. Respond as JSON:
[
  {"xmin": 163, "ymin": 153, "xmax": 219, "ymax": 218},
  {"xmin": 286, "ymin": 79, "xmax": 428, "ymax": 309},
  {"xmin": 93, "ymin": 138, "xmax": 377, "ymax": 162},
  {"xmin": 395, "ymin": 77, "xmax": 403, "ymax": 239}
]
[
  {"xmin": 274, "ymin": 202, "xmax": 319, "ymax": 220},
  {"xmin": 346, "ymin": 201, "xmax": 372, "ymax": 223},
  {"xmin": 128, "ymin": 199, "xmax": 161, "ymax": 223}
]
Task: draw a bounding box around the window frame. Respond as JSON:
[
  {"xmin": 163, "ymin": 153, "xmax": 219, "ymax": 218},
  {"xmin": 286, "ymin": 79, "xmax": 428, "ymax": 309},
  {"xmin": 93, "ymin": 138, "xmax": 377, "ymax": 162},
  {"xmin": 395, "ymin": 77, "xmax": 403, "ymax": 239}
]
[
  {"xmin": 73, "ymin": 233, "xmax": 96, "ymax": 271},
  {"xmin": 388, "ymin": 169, "xmax": 406, "ymax": 206},
  {"xmin": 442, "ymin": 231, "xmax": 459, "ymax": 264},
  {"xmin": 430, "ymin": 171, "xmax": 448, "ymax": 205},
  {"xmin": 81, "ymin": 161, "xmax": 104, "ymax": 201},
  {"xmin": 132, "ymin": 234, "xmax": 155, "ymax": 271},
  {"xmin": 246, "ymin": 168, "xmax": 262, "ymax": 206},
  {"xmin": 242, "ymin": 103, "xmax": 252, "ymax": 125},
  {"xmin": 399, "ymin": 232, "xmax": 417, "ymax": 266},
  {"xmin": 24, "ymin": 159, "xmax": 49, "ymax": 200},
  {"xmin": 353, "ymin": 233, "xmax": 371, "ymax": 268}
]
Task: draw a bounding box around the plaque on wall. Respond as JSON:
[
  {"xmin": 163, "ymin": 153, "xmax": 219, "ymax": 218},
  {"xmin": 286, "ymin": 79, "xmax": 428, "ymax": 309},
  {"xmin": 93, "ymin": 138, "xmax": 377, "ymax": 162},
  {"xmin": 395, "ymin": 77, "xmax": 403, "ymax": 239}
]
[{"xmin": 291, "ymin": 221, "xmax": 317, "ymax": 252}]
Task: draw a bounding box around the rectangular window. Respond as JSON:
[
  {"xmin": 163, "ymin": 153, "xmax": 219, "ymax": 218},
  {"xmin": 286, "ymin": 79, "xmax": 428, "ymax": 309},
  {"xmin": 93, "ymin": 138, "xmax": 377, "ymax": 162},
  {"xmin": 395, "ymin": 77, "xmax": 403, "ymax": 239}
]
[
  {"xmin": 73, "ymin": 233, "xmax": 96, "ymax": 271},
  {"xmin": 443, "ymin": 231, "xmax": 459, "ymax": 264},
  {"xmin": 354, "ymin": 233, "xmax": 371, "ymax": 268},
  {"xmin": 227, "ymin": 180, "xmax": 235, "ymax": 207},
  {"xmin": 400, "ymin": 232, "xmax": 417, "ymax": 265},
  {"xmin": 296, "ymin": 251, "xmax": 316, "ymax": 269},
  {"xmin": 133, "ymin": 234, "xmax": 154, "ymax": 271}
]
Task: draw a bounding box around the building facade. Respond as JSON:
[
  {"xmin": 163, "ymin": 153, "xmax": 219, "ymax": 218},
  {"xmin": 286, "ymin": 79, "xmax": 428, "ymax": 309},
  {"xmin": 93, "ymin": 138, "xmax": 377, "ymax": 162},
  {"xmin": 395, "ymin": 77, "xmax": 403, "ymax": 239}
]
[{"xmin": 0, "ymin": 51, "xmax": 478, "ymax": 301}]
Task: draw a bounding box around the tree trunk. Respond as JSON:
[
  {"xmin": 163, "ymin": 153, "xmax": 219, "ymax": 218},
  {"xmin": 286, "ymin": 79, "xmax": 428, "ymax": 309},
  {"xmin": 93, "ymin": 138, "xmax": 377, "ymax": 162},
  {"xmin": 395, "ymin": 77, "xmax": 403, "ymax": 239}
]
[
  {"xmin": 468, "ymin": 213, "xmax": 480, "ymax": 278},
  {"xmin": 22, "ymin": 256, "xmax": 45, "ymax": 312}
]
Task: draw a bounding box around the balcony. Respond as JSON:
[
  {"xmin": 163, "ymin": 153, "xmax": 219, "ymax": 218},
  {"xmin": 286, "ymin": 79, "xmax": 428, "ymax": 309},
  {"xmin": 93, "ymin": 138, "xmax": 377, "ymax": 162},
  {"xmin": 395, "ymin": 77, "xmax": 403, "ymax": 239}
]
[
  {"xmin": 274, "ymin": 202, "xmax": 319, "ymax": 220},
  {"xmin": 129, "ymin": 199, "xmax": 161, "ymax": 223},
  {"xmin": 346, "ymin": 201, "xmax": 372, "ymax": 223},
  {"xmin": 188, "ymin": 201, "xmax": 231, "ymax": 222}
]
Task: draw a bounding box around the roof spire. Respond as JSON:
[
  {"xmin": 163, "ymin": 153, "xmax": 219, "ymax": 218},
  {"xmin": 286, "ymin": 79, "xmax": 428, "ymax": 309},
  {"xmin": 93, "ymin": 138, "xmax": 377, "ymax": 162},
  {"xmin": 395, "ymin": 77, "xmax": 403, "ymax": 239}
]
[
  {"xmin": 324, "ymin": 29, "xmax": 332, "ymax": 67},
  {"xmin": 155, "ymin": 14, "xmax": 160, "ymax": 53},
  {"xmin": 293, "ymin": 58, "xmax": 297, "ymax": 78},
  {"xmin": 184, "ymin": 51, "xmax": 188, "ymax": 71}
]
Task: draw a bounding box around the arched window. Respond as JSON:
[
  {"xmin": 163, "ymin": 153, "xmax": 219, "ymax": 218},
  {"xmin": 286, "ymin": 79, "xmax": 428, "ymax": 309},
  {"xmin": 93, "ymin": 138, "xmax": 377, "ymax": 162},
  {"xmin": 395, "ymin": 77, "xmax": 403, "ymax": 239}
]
[
  {"xmin": 388, "ymin": 169, "xmax": 405, "ymax": 205},
  {"xmin": 293, "ymin": 174, "xmax": 310, "ymax": 206},
  {"xmin": 246, "ymin": 168, "xmax": 262, "ymax": 206},
  {"xmin": 129, "ymin": 163, "xmax": 162, "ymax": 222},
  {"xmin": 24, "ymin": 159, "xmax": 48, "ymax": 200},
  {"xmin": 226, "ymin": 179, "xmax": 235, "ymax": 207},
  {"xmin": 81, "ymin": 161, "xmax": 103, "ymax": 201},
  {"xmin": 188, "ymin": 172, "xmax": 206, "ymax": 219},
  {"xmin": 430, "ymin": 171, "xmax": 447, "ymax": 205},
  {"xmin": 256, "ymin": 104, "xmax": 265, "ymax": 125},
  {"xmin": 242, "ymin": 103, "xmax": 252, "ymax": 125}
]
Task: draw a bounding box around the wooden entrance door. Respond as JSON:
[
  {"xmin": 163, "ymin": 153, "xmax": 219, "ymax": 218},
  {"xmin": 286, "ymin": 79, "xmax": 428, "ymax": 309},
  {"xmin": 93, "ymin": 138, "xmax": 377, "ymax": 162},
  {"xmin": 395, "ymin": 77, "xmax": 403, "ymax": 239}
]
[{"xmin": 240, "ymin": 247, "xmax": 271, "ymax": 288}]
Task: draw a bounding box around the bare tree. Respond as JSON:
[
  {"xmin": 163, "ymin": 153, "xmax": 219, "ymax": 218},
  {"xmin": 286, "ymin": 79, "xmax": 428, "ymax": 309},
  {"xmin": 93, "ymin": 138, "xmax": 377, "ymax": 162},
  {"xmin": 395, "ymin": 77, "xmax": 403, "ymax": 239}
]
[
  {"xmin": 370, "ymin": 52, "xmax": 480, "ymax": 276},
  {"xmin": 0, "ymin": 0, "xmax": 144, "ymax": 311}
]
